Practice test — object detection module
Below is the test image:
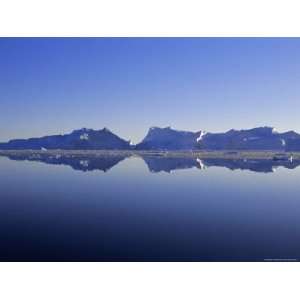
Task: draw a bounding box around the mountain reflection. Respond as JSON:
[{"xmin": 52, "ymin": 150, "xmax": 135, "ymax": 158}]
[
  {"xmin": 1, "ymin": 152, "xmax": 130, "ymax": 172},
  {"xmin": 196, "ymin": 158, "xmax": 300, "ymax": 173},
  {"xmin": 142, "ymin": 156, "xmax": 300, "ymax": 173},
  {"xmin": 1, "ymin": 152, "xmax": 300, "ymax": 173},
  {"xmin": 142, "ymin": 156, "xmax": 200, "ymax": 173}
]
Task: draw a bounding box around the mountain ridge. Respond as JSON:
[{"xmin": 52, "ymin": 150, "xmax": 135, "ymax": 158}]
[
  {"xmin": 0, "ymin": 128, "xmax": 131, "ymax": 150},
  {"xmin": 1, "ymin": 126, "xmax": 300, "ymax": 151}
]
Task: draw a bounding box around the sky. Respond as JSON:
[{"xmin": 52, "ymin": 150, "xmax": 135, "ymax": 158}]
[{"xmin": 1, "ymin": 38, "xmax": 300, "ymax": 143}]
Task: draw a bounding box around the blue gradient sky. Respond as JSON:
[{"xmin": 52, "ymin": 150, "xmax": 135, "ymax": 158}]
[{"xmin": 1, "ymin": 38, "xmax": 300, "ymax": 143}]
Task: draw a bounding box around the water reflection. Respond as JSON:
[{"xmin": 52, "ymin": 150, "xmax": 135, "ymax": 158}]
[
  {"xmin": 200, "ymin": 158, "xmax": 300, "ymax": 173},
  {"xmin": 0, "ymin": 152, "xmax": 129, "ymax": 172},
  {"xmin": 1, "ymin": 152, "xmax": 300, "ymax": 262},
  {"xmin": 1, "ymin": 152, "xmax": 300, "ymax": 173},
  {"xmin": 142, "ymin": 156, "xmax": 200, "ymax": 173}
]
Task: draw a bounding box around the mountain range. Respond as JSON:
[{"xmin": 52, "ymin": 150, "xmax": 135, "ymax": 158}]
[{"xmin": 1, "ymin": 126, "xmax": 300, "ymax": 151}]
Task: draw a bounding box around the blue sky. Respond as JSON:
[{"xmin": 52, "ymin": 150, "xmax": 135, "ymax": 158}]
[{"xmin": 1, "ymin": 38, "xmax": 300, "ymax": 143}]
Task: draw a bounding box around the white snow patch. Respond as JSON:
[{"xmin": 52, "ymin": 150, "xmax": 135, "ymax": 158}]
[
  {"xmin": 80, "ymin": 160, "xmax": 89, "ymax": 167},
  {"xmin": 80, "ymin": 133, "xmax": 89, "ymax": 140},
  {"xmin": 280, "ymin": 139, "xmax": 286, "ymax": 146},
  {"xmin": 196, "ymin": 131, "xmax": 206, "ymax": 142},
  {"xmin": 196, "ymin": 158, "xmax": 206, "ymax": 169},
  {"xmin": 272, "ymin": 127, "xmax": 279, "ymax": 134},
  {"xmin": 41, "ymin": 147, "xmax": 47, "ymax": 151}
]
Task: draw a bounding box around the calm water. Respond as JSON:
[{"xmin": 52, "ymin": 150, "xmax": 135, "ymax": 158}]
[{"xmin": 0, "ymin": 154, "xmax": 300, "ymax": 261}]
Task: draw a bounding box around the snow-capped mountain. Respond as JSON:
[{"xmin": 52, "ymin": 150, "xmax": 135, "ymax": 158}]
[
  {"xmin": 1, "ymin": 126, "xmax": 300, "ymax": 151},
  {"xmin": 135, "ymin": 126, "xmax": 300, "ymax": 151},
  {"xmin": 135, "ymin": 126, "xmax": 204, "ymax": 150},
  {"xmin": 196, "ymin": 127, "xmax": 300, "ymax": 151},
  {"xmin": 0, "ymin": 128, "xmax": 131, "ymax": 150}
]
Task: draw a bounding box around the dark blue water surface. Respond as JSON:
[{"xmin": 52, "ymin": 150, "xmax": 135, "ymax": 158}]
[{"xmin": 0, "ymin": 154, "xmax": 300, "ymax": 261}]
